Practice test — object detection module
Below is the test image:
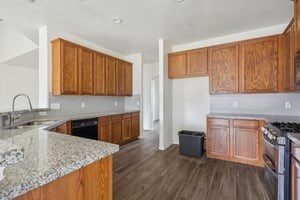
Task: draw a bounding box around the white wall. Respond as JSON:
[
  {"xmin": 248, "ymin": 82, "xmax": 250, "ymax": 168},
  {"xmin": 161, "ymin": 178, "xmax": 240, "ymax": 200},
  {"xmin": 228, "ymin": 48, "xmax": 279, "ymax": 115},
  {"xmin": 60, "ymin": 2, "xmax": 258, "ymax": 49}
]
[
  {"xmin": 170, "ymin": 23, "xmax": 288, "ymax": 144},
  {"xmin": 0, "ymin": 64, "xmax": 38, "ymax": 112},
  {"xmin": 143, "ymin": 62, "xmax": 159, "ymax": 130},
  {"xmin": 159, "ymin": 39, "xmax": 173, "ymax": 150}
]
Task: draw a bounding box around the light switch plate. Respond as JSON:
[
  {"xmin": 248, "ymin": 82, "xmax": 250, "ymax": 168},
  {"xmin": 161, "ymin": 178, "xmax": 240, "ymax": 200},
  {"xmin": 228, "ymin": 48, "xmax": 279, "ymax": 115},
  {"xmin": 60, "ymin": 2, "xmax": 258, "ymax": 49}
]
[
  {"xmin": 137, "ymin": 101, "xmax": 140, "ymax": 106},
  {"xmin": 81, "ymin": 102, "xmax": 86, "ymax": 108},
  {"xmin": 50, "ymin": 103, "xmax": 61, "ymax": 110},
  {"xmin": 232, "ymin": 101, "xmax": 238, "ymax": 108},
  {"xmin": 39, "ymin": 111, "xmax": 47, "ymax": 116},
  {"xmin": 114, "ymin": 101, "xmax": 118, "ymax": 107}
]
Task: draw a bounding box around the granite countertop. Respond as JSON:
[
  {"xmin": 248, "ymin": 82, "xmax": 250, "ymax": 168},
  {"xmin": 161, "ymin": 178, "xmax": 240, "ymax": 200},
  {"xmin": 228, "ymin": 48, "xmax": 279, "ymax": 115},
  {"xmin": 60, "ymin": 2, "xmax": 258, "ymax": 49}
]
[
  {"xmin": 0, "ymin": 110, "xmax": 141, "ymax": 199},
  {"xmin": 207, "ymin": 112, "xmax": 300, "ymax": 123}
]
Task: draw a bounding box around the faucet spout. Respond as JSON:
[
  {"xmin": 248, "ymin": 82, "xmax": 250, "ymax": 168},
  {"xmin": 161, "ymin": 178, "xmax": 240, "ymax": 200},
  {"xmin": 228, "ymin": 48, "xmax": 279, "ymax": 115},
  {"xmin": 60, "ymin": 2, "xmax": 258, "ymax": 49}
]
[{"xmin": 10, "ymin": 94, "xmax": 33, "ymax": 127}]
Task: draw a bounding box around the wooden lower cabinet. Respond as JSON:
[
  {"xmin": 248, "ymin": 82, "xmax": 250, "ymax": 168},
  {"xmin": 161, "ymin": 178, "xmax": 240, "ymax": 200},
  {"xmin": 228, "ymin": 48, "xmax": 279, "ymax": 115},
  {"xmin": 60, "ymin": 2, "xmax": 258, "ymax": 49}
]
[
  {"xmin": 50, "ymin": 122, "xmax": 71, "ymax": 135},
  {"xmin": 16, "ymin": 156, "xmax": 113, "ymax": 200},
  {"xmin": 111, "ymin": 118, "xmax": 122, "ymax": 145},
  {"xmin": 98, "ymin": 112, "xmax": 140, "ymax": 145},
  {"xmin": 207, "ymin": 117, "xmax": 263, "ymax": 167}
]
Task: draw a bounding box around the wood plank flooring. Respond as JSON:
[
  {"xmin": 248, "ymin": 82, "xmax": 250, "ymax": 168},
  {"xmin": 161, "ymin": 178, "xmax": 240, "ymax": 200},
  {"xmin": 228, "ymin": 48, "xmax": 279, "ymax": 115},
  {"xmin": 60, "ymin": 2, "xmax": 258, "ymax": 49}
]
[{"xmin": 113, "ymin": 130, "xmax": 274, "ymax": 200}]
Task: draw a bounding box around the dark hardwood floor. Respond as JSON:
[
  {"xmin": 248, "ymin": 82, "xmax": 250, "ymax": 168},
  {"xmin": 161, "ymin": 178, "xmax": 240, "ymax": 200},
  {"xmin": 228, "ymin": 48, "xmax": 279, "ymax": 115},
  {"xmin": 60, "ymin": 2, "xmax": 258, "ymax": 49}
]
[{"xmin": 113, "ymin": 129, "xmax": 273, "ymax": 200}]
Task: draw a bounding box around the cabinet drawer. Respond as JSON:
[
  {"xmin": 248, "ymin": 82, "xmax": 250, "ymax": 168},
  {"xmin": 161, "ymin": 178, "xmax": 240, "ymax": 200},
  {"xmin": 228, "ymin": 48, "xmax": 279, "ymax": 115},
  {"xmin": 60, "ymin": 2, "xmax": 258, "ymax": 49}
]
[
  {"xmin": 111, "ymin": 114, "xmax": 122, "ymax": 121},
  {"xmin": 208, "ymin": 118, "xmax": 230, "ymax": 127},
  {"xmin": 122, "ymin": 113, "xmax": 132, "ymax": 119},
  {"xmin": 292, "ymin": 142, "xmax": 300, "ymax": 162},
  {"xmin": 233, "ymin": 120, "xmax": 258, "ymax": 129},
  {"xmin": 132, "ymin": 112, "xmax": 139, "ymax": 118},
  {"xmin": 99, "ymin": 116, "xmax": 111, "ymax": 123}
]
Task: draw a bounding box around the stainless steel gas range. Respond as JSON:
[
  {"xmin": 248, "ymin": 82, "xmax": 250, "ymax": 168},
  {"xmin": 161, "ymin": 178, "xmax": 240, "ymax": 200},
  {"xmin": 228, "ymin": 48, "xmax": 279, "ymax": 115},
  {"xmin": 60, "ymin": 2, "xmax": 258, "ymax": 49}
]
[{"xmin": 262, "ymin": 122, "xmax": 300, "ymax": 200}]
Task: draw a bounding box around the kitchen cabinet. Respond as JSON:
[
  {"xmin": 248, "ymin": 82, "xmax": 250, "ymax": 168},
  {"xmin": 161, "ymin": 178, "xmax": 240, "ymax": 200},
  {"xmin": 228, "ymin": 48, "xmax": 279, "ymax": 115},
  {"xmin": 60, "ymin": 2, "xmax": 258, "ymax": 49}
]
[
  {"xmin": 106, "ymin": 56, "xmax": 116, "ymax": 96},
  {"xmin": 295, "ymin": 0, "xmax": 300, "ymax": 53},
  {"xmin": 168, "ymin": 52, "xmax": 187, "ymax": 78},
  {"xmin": 207, "ymin": 118, "xmax": 230, "ymax": 159},
  {"xmin": 285, "ymin": 20, "xmax": 295, "ymax": 91},
  {"xmin": 16, "ymin": 156, "xmax": 113, "ymax": 200},
  {"xmin": 98, "ymin": 116, "xmax": 112, "ymax": 143},
  {"xmin": 231, "ymin": 120, "xmax": 262, "ymax": 166},
  {"xmin": 208, "ymin": 43, "xmax": 239, "ymax": 94},
  {"xmin": 50, "ymin": 122, "xmax": 71, "ymax": 135},
  {"xmin": 51, "ymin": 38, "xmax": 132, "ymax": 97},
  {"xmin": 168, "ymin": 48, "xmax": 208, "ymax": 79},
  {"xmin": 116, "ymin": 60, "xmax": 125, "ymax": 96},
  {"xmin": 206, "ymin": 117, "xmax": 263, "ymax": 167},
  {"xmin": 131, "ymin": 112, "xmax": 140, "ymax": 139},
  {"xmin": 239, "ymin": 36, "xmax": 280, "ymax": 93},
  {"xmin": 122, "ymin": 114, "xmax": 132, "ymax": 143},
  {"xmin": 52, "ymin": 39, "xmax": 78, "ymax": 95},
  {"xmin": 93, "ymin": 52, "xmax": 106, "ymax": 95},
  {"xmin": 111, "ymin": 115, "xmax": 122, "ymax": 145},
  {"xmin": 186, "ymin": 48, "xmax": 208, "ymax": 76},
  {"xmin": 124, "ymin": 62, "xmax": 133, "ymax": 96},
  {"xmin": 78, "ymin": 47, "xmax": 94, "ymax": 95}
]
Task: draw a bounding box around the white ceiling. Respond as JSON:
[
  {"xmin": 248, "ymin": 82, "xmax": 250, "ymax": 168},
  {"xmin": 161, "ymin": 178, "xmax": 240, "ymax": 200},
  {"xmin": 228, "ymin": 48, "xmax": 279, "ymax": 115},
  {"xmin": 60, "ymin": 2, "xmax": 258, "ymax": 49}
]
[{"xmin": 0, "ymin": 0, "xmax": 294, "ymax": 62}]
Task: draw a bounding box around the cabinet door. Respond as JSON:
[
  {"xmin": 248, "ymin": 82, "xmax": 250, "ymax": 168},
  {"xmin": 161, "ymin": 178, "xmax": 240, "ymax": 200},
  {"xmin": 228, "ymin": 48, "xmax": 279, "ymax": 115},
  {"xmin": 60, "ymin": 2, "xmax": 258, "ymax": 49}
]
[
  {"xmin": 94, "ymin": 52, "xmax": 106, "ymax": 95},
  {"xmin": 98, "ymin": 123, "xmax": 111, "ymax": 143},
  {"xmin": 78, "ymin": 47, "xmax": 93, "ymax": 95},
  {"xmin": 295, "ymin": 0, "xmax": 300, "ymax": 53},
  {"xmin": 207, "ymin": 118, "xmax": 230, "ymax": 159},
  {"xmin": 187, "ymin": 48, "xmax": 208, "ymax": 76},
  {"xmin": 131, "ymin": 114, "xmax": 140, "ymax": 139},
  {"xmin": 61, "ymin": 41, "xmax": 78, "ymax": 94},
  {"xmin": 168, "ymin": 52, "xmax": 187, "ymax": 78},
  {"xmin": 106, "ymin": 56, "xmax": 116, "ymax": 96},
  {"xmin": 291, "ymin": 157, "xmax": 300, "ymax": 200},
  {"xmin": 111, "ymin": 120, "xmax": 122, "ymax": 145},
  {"xmin": 286, "ymin": 23, "xmax": 295, "ymax": 91},
  {"xmin": 124, "ymin": 62, "xmax": 132, "ymax": 96},
  {"xmin": 209, "ymin": 44, "xmax": 239, "ymax": 94},
  {"xmin": 116, "ymin": 60, "xmax": 125, "ymax": 96},
  {"xmin": 240, "ymin": 36, "xmax": 278, "ymax": 93},
  {"xmin": 122, "ymin": 118, "xmax": 132, "ymax": 143}
]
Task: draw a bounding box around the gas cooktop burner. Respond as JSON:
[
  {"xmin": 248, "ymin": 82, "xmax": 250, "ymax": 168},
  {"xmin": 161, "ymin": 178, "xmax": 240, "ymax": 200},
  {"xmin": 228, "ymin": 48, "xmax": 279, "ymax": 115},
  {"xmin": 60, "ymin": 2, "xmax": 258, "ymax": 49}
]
[{"xmin": 271, "ymin": 122, "xmax": 300, "ymax": 133}]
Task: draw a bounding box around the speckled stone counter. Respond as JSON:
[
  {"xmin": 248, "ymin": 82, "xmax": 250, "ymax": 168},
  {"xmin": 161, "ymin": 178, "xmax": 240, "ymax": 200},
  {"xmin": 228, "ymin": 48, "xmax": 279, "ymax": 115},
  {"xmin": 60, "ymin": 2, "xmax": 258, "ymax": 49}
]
[
  {"xmin": 207, "ymin": 112, "xmax": 300, "ymax": 123},
  {"xmin": 0, "ymin": 110, "xmax": 141, "ymax": 199}
]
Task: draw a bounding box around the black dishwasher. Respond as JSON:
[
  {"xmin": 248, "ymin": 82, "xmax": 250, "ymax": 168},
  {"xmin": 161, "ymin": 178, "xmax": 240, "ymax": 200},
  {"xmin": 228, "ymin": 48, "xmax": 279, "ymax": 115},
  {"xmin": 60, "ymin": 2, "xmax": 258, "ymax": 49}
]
[{"xmin": 71, "ymin": 118, "xmax": 98, "ymax": 140}]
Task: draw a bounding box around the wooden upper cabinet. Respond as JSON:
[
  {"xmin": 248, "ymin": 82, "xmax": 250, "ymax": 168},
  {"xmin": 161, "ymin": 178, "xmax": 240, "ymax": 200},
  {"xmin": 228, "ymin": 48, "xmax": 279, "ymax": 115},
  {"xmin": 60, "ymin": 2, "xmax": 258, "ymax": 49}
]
[
  {"xmin": 285, "ymin": 22, "xmax": 295, "ymax": 91},
  {"xmin": 168, "ymin": 52, "xmax": 187, "ymax": 78},
  {"xmin": 124, "ymin": 62, "xmax": 133, "ymax": 96},
  {"xmin": 105, "ymin": 56, "xmax": 116, "ymax": 96},
  {"xmin": 295, "ymin": 0, "xmax": 300, "ymax": 53},
  {"xmin": 78, "ymin": 47, "xmax": 93, "ymax": 95},
  {"xmin": 186, "ymin": 48, "xmax": 208, "ymax": 76},
  {"xmin": 209, "ymin": 43, "xmax": 239, "ymax": 94},
  {"xmin": 52, "ymin": 39, "xmax": 78, "ymax": 95},
  {"xmin": 239, "ymin": 36, "xmax": 279, "ymax": 93},
  {"xmin": 116, "ymin": 60, "xmax": 125, "ymax": 96},
  {"xmin": 52, "ymin": 38, "xmax": 133, "ymax": 96},
  {"xmin": 93, "ymin": 52, "xmax": 106, "ymax": 95}
]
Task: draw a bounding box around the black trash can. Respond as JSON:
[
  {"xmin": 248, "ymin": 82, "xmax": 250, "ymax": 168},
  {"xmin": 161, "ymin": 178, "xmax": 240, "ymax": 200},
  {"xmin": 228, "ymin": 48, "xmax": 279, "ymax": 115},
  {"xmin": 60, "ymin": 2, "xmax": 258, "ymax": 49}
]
[{"xmin": 178, "ymin": 130, "xmax": 205, "ymax": 158}]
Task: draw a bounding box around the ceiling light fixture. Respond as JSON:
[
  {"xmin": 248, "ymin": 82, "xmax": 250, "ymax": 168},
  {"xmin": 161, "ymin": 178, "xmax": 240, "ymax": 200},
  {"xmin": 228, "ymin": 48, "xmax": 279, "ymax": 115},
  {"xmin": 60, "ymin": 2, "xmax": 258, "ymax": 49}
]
[
  {"xmin": 112, "ymin": 18, "xmax": 123, "ymax": 24},
  {"xmin": 175, "ymin": 0, "xmax": 185, "ymax": 2}
]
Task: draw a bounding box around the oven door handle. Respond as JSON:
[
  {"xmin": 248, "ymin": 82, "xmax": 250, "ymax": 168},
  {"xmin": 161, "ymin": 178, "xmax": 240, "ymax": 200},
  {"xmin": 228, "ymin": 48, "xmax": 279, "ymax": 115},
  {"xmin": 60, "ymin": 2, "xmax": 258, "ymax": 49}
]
[
  {"xmin": 263, "ymin": 134, "xmax": 278, "ymax": 150},
  {"xmin": 263, "ymin": 154, "xmax": 278, "ymax": 178}
]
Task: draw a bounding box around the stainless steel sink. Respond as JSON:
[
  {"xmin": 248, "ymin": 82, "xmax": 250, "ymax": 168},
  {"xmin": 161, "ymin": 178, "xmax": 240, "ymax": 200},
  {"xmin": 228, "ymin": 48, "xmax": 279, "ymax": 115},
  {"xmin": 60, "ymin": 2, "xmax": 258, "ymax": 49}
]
[{"xmin": 20, "ymin": 120, "xmax": 57, "ymax": 126}]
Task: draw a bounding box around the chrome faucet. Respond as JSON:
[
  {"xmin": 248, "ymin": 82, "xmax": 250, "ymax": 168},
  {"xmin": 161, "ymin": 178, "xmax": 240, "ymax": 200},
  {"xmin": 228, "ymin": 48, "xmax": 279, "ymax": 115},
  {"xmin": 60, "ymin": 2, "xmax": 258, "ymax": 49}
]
[{"xmin": 10, "ymin": 94, "xmax": 33, "ymax": 127}]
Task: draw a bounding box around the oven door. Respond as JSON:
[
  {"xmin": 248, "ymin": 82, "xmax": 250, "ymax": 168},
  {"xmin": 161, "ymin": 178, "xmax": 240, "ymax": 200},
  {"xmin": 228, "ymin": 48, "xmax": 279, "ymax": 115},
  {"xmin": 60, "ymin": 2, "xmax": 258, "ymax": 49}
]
[{"xmin": 263, "ymin": 134, "xmax": 279, "ymax": 199}]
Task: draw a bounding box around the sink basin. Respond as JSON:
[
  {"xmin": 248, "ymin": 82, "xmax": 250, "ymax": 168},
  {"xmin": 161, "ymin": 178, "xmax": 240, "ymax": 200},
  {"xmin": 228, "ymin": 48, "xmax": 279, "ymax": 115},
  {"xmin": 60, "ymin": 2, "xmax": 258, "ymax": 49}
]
[{"xmin": 20, "ymin": 120, "xmax": 57, "ymax": 126}]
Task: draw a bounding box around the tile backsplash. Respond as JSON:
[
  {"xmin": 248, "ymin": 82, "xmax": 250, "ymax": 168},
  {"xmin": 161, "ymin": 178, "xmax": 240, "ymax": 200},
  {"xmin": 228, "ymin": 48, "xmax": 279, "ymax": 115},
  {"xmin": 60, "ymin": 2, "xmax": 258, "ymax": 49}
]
[{"xmin": 210, "ymin": 93, "xmax": 300, "ymax": 116}]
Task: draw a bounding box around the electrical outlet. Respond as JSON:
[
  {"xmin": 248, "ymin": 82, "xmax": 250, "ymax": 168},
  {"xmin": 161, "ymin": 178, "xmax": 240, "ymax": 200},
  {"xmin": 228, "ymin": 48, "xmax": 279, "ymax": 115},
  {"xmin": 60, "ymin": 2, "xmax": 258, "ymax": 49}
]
[
  {"xmin": 50, "ymin": 103, "xmax": 61, "ymax": 110},
  {"xmin": 285, "ymin": 101, "xmax": 292, "ymax": 109},
  {"xmin": 114, "ymin": 101, "xmax": 118, "ymax": 107},
  {"xmin": 81, "ymin": 102, "xmax": 86, "ymax": 108},
  {"xmin": 232, "ymin": 101, "xmax": 238, "ymax": 108},
  {"xmin": 137, "ymin": 101, "xmax": 140, "ymax": 106},
  {"xmin": 39, "ymin": 111, "xmax": 47, "ymax": 116}
]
